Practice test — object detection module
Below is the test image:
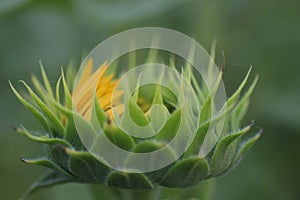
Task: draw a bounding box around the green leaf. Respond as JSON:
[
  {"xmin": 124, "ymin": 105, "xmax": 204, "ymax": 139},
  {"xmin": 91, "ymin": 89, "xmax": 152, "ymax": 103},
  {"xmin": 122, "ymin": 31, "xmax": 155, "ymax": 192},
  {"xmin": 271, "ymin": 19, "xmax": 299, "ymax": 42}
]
[
  {"xmin": 20, "ymin": 171, "xmax": 72, "ymax": 200},
  {"xmin": 160, "ymin": 157, "xmax": 209, "ymax": 188},
  {"xmin": 210, "ymin": 124, "xmax": 252, "ymax": 177},
  {"xmin": 9, "ymin": 81, "xmax": 50, "ymax": 131},
  {"xmin": 66, "ymin": 148, "xmax": 110, "ymax": 183},
  {"xmin": 107, "ymin": 171, "xmax": 153, "ymax": 190}
]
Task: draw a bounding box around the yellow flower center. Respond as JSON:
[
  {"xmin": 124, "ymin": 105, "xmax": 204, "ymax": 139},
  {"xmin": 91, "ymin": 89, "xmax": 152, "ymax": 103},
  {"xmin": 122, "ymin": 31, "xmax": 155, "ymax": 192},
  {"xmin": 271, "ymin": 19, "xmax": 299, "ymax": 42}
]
[{"xmin": 72, "ymin": 59, "xmax": 123, "ymax": 121}]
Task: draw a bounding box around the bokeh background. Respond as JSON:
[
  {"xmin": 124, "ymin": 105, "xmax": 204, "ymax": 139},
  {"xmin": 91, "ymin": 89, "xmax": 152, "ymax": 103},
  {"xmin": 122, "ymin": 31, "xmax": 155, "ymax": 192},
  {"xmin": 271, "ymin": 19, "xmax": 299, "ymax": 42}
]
[{"xmin": 1, "ymin": 0, "xmax": 299, "ymax": 199}]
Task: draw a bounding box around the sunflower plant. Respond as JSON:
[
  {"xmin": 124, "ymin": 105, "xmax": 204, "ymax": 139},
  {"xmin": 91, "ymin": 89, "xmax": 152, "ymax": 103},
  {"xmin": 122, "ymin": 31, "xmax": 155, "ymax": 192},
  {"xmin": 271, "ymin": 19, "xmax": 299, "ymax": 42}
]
[{"xmin": 10, "ymin": 45, "xmax": 261, "ymax": 200}]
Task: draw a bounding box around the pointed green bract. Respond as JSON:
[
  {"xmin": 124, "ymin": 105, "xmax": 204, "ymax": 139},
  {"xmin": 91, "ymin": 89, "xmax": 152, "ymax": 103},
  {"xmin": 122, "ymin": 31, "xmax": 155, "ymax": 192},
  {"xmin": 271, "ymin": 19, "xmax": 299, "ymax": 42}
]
[
  {"xmin": 231, "ymin": 75, "xmax": 259, "ymax": 129},
  {"xmin": 155, "ymin": 108, "xmax": 181, "ymax": 142},
  {"xmin": 21, "ymin": 80, "xmax": 66, "ymax": 136},
  {"xmin": 160, "ymin": 157, "xmax": 209, "ymax": 188},
  {"xmin": 230, "ymin": 128, "xmax": 262, "ymax": 169},
  {"xmin": 222, "ymin": 67, "xmax": 252, "ymax": 112},
  {"xmin": 210, "ymin": 124, "xmax": 252, "ymax": 177},
  {"xmin": 39, "ymin": 61, "xmax": 55, "ymax": 99},
  {"xmin": 92, "ymin": 93, "xmax": 107, "ymax": 128},
  {"xmin": 16, "ymin": 126, "xmax": 71, "ymax": 147},
  {"xmin": 21, "ymin": 157, "xmax": 72, "ymax": 177},
  {"xmin": 9, "ymin": 81, "xmax": 50, "ymax": 131},
  {"xmin": 103, "ymin": 124, "xmax": 135, "ymax": 151},
  {"xmin": 199, "ymin": 70, "xmax": 223, "ymax": 125},
  {"xmin": 66, "ymin": 148, "xmax": 110, "ymax": 183}
]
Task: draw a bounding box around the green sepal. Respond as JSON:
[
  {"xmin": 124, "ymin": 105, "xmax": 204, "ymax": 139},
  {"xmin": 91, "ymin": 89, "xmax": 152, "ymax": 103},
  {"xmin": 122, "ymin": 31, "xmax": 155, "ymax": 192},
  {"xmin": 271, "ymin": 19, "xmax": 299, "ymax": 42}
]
[
  {"xmin": 66, "ymin": 148, "xmax": 110, "ymax": 183},
  {"xmin": 9, "ymin": 81, "xmax": 50, "ymax": 131},
  {"xmin": 190, "ymin": 70, "xmax": 206, "ymax": 103},
  {"xmin": 103, "ymin": 124, "xmax": 135, "ymax": 151},
  {"xmin": 130, "ymin": 140, "xmax": 177, "ymax": 162},
  {"xmin": 184, "ymin": 103, "xmax": 235, "ymax": 157},
  {"xmin": 55, "ymin": 76, "xmax": 62, "ymax": 105},
  {"xmin": 65, "ymin": 61, "xmax": 76, "ymax": 91},
  {"xmin": 107, "ymin": 171, "xmax": 154, "ymax": 190},
  {"xmin": 31, "ymin": 75, "xmax": 55, "ymax": 113},
  {"xmin": 152, "ymin": 84, "xmax": 164, "ymax": 105},
  {"xmin": 184, "ymin": 121, "xmax": 210, "ymax": 157},
  {"xmin": 53, "ymin": 102, "xmax": 84, "ymax": 149},
  {"xmin": 221, "ymin": 67, "xmax": 252, "ymax": 134},
  {"xmin": 16, "ymin": 126, "xmax": 72, "ymax": 148},
  {"xmin": 61, "ymin": 68, "xmax": 73, "ymax": 110},
  {"xmin": 92, "ymin": 93, "xmax": 107, "ymax": 129},
  {"xmin": 60, "ymin": 69, "xmax": 86, "ymax": 148},
  {"xmin": 160, "ymin": 157, "xmax": 209, "ymax": 188},
  {"xmin": 199, "ymin": 70, "xmax": 223, "ymax": 124},
  {"xmin": 47, "ymin": 144, "xmax": 70, "ymax": 172},
  {"xmin": 210, "ymin": 123, "xmax": 252, "ymax": 177},
  {"xmin": 149, "ymin": 84, "xmax": 169, "ymax": 132},
  {"xmin": 20, "ymin": 157, "xmax": 73, "ymax": 178},
  {"xmin": 128, "ymin": 97, "xmax": 150, "ymax": 126},
  {"xmin": 132, "ymin": 140, "xmax": 162, "ymax": 153},
  {"xmin": 130, "ymin": 141, "xmax": 176, "ymax": 182},
  {"xmin": 222, "ymin": 66, "xmax": 252, "ymax": 112},
  {"xmin": 230, "ymin": 128, "xmax": 262, "ymax": 169},
  {"xmin": 20, "ymin": 171, "xmax": 72, "ymax": 200},
  {"xmin": 231, "ymin": 75, "xmax": 259, "ymax": 129},
  {"xmin": 21, "ymin": 80, "xmax": 66, "ymax": 136},
  {"xmin": 155, "ymin": 108, "xmax": 181, "ymax": 142},
  {"xmin": 39, "ymin": 61, "xmax": 55, "ymax": 99}
]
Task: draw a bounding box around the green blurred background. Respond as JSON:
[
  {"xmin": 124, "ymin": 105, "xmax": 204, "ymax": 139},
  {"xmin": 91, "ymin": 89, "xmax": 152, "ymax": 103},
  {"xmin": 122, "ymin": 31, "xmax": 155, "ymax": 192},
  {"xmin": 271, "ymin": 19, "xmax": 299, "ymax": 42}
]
[{"xmin": 1, "ymin": 0, "xmax": 299, "ymax": 199}]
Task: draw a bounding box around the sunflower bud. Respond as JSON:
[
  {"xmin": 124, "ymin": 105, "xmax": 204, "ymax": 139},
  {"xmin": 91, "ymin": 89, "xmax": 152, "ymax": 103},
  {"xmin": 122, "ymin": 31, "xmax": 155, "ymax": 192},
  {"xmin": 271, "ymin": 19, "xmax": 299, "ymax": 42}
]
[{"xmin": 10, "ymin": 29, "xmax": 261, "ymax": 200}]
